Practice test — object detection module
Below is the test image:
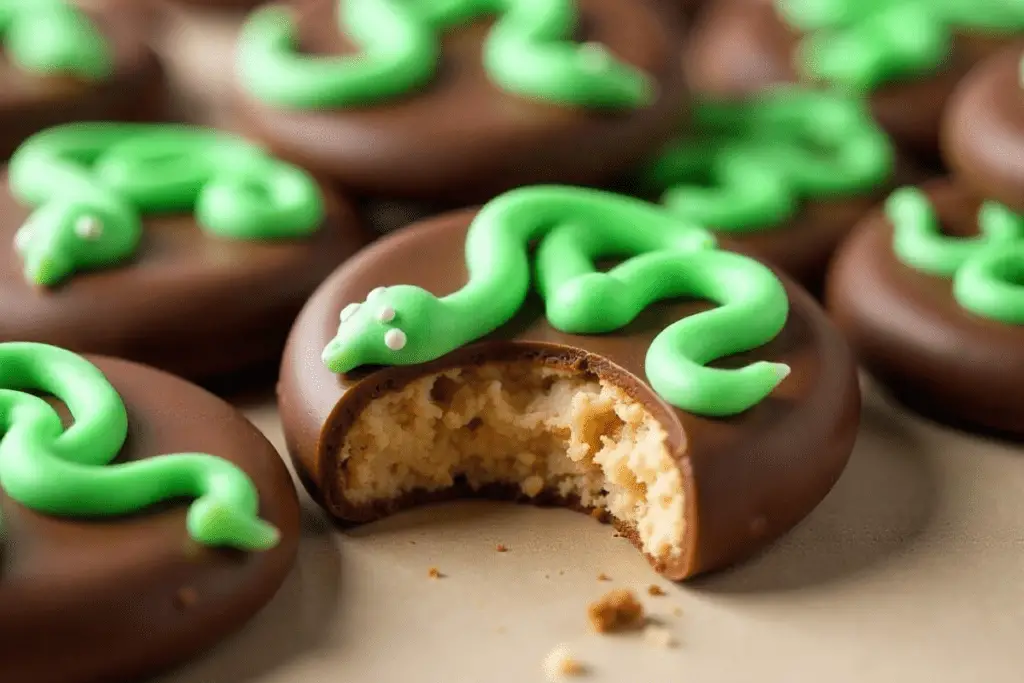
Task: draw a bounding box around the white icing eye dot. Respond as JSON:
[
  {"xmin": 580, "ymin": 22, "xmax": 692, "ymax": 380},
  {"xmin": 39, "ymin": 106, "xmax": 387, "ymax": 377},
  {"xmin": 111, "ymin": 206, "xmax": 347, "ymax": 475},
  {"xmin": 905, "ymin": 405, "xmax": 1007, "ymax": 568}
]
[
  {"xmin": 14, "ymin": 225, "xmax": 32, "ymax": 253},
  {"xmin": 74, "ymin": 215, "xmax": 103, "ymax": 240},
  {"xmin": 367, "ymin": 286, "xmax": 387, "ymax": 301},
  {"xmin": 377, "ymin": 306, "xmax": 396, "ymax": 323},
  {"xmin": 579, "ymin": 42, "xmax": 611, "ymax": 71},
  {"xmin": 339, "ymin": 303, "xmax": 361, "ymax": 322},
  {"xmin": 384, "ymin": 328, "xmax": 407, "ymax": 351}
]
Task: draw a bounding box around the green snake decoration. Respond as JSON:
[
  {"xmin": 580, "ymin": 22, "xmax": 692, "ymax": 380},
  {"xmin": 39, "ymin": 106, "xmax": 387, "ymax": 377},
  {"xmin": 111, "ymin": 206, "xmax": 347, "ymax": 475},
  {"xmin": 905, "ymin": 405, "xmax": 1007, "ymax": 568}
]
[
  {"xmin": 889, "ymin": 187, "xmax": 1024, "ymax": 325},
  {"xmin": 322, "ymin": 186, "xmax": 792, "ymax": 417},
  {"xmin": 8, "ymin": 123, "xmax": 325, "ymax": 288},
  {"xmin": 0, "ymin": 0, "xmax": 112, "ymax": 80},
  {"xmin": 237, "ymin": 0, "xmax": 652, "ymax": 110},
  {"xmin": 638, "ymin": 88, "xmax": 893, "ymax": 233},
  {"xmin": 0, "ymin": 342, "xmax": 279, "ymax": 551},
  {"xmin": 776, "ymin": 0, "xmax": 1024, "ymax": 90}
]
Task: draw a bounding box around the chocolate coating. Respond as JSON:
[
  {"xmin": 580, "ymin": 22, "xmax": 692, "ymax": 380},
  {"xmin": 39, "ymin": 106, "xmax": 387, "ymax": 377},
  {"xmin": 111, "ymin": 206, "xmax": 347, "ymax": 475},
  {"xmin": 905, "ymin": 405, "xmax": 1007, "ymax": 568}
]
[
  {"xmin": 0, "ymin": 4, "xmax": 165, "ymax": 160},
  {"xmin": 941, "ymin": 43, "xmax": 1024, "ymax": 213},
  {"xmin": 0, "ymin": 355, "xmax": 300, "ymax": 683},
  {"xmin": 684, "ymin": 0, "xmax": 1015, "ymax": 158},
  {"xmin": 278, "ymin": 208, "xmax": 861, "ymax": 580},
  {"xmin": 232, "ymin": 0, "xmax": 688, "ymax": 203},
  {"xmin": 0, "ymin": 172, "xmax": 368, "ymax": 382},
  {"xmin": 826, "ymin": 180, "xmax": 1024, "ymax": 439}
]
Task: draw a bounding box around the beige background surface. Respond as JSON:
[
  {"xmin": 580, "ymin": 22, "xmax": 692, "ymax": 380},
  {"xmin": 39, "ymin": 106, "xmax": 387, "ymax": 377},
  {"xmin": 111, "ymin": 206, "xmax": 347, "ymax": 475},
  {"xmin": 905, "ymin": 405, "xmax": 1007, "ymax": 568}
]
[{"xmin": 149, "ymin": 6, "xmax": 1024, "ymax": 683}]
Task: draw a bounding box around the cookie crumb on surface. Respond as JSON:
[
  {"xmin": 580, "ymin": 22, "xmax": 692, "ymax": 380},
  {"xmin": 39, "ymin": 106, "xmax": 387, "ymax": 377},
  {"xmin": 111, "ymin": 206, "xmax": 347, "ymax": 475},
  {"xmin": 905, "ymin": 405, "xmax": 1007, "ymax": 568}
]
[
  {"xmin": 496, "ymin": 544, "xmax": 509, "ymax": 552},
  {"xmin": 597, "ymin": 573, "xmax": 611, "ymax": 582},
  {"xmin": 587, "ymin": 589, "xmax": 645, "ymax": 633},
  {"xmin": 648, "ymin": 584, "xmax": 666, "ymax": 596},
  {"xmin": 428, "ymin": 567, "xmax": 443, "ymax": 579},
  {"xmin": 644, "ymin": 625, "xmax": 677, "ymax": 648},
  {"xmin": 673, "ymin": 607, "xmax": 683, "ymax": 617},
  {"xmin": 542, "ymin": 645, "xmax": 586, "ymax": 680}
]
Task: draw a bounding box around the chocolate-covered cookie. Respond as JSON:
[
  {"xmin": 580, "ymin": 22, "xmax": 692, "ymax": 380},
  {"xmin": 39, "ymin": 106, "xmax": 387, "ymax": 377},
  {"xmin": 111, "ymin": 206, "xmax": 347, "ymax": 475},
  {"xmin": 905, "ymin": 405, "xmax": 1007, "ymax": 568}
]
[
  {"xmin": 231, "ymin": 0, "xmax": 687, "ymax": 206},
  {"xmin": 626, "ymin": 86, "xmax": 900, "ymax": 291},
  {"xmin": 685, "ymin": 0, "xmax": 1023, "ymax": 159},
  {"xmin": 0, "ymin": 0, "xmax": 165, "ymax": 159},
  {"xmin": 278, "ymin": 186, "xmax": 860, "ymax": 580},
  {"xmin": 827, "ymin": 180, "xmax": 1024, "ymax": 438},
  {"xmin": 0, "ymin": 123, "xmax": 367, "ymax": 381},
  {"xmin": 0, "ymin": 343, "xmax": 299, "ymax": 683}
]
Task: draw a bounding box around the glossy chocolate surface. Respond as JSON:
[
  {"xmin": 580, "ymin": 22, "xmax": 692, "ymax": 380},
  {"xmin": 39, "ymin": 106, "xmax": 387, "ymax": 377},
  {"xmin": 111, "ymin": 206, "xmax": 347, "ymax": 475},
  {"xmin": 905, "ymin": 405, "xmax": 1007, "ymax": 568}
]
[
  {"xmin": 0, "ymin": 4, "xmax": 165, "ymax": 160},
  {"xmin": 278, "ymin": 208, "xmax": 861, "ymax": 580},
  {"xmin": 684, "ymin": 0, "xmax": 1013, "ymax": 157},
  {"xmin": 942, "ymin": 43, "xmax": 1024, "ymax": 213},
  {"xmin": 233, "ymin": 0, "xmax": 688, "ymax": 203},
  {"xmin": 0, "ymin": 172, "xmax": 368, "ymax": 382},
  {"xmin": 0, "ymin": 355, "xmax": 300, "ymax": 683},
  {"xmin": 826, "ymin": 180, "xmax": 1024, "ymax": 438}
]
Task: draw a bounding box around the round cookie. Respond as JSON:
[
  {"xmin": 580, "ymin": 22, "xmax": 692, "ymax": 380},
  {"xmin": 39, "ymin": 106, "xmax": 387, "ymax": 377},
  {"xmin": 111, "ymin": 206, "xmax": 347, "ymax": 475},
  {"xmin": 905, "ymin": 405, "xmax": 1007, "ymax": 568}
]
[
  {"xmin": 0, "ymin": 343, "xmax": 299, "ymax": 683},
  {"xmin": 684, "ymin": 0, "xmax": 1023, "ymax": 159},
  {"xmin": 627, "ymin": 86, "xmax": 901, "ymax": 292},
  {"xmin": 826, "ymin": 180, "xmax": 1024, "ymax": 438},
  {"xmin": 231, "ymin": 0, "xmax": 688, "ymax": 206},
  {"xmin": 278, "ymin": 186, "xmax": 860, "ymax": 580},
  {"xmin": 941, "ymin": 43, "xmax": 1024, "ymax": 213},
  {"xmin": 0, "ymin": 122, "xmax": 368, "ymax": 382},
  {"xmin": 0, "ymin": 0, "xmax": 165, "ymax": 160}
]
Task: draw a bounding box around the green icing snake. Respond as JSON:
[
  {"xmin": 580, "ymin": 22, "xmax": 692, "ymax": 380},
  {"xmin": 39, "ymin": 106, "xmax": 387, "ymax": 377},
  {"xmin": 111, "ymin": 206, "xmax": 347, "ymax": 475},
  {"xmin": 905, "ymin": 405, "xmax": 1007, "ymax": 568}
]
[
  {"xmin": 889, "ymin": 187, "xmax": 1024, "ymax": 325},
  {"xmin": 638, "ymin": 88, "xmax": 893, "ymax": 233},
  {"xmin": 776, "ymin": 0, "xmax": 1024, "ymax": 90},
  {"xmin": 0, "ymin": 343, "xmax": 279, "ymax": 551},
  {"xmin": 237, "ymin": 0, "xmax": 652, "ymax": 110},
  {"xmin": 8, "ymin": 123, "xmax": 325, "ymax": 288},
  {"xmin": 322, "ymin": 186, "xmax": 792, "ymax": 417},
  {"xmin": 0, "ymin": 0, "xmax": 112, "ymax": 80}
]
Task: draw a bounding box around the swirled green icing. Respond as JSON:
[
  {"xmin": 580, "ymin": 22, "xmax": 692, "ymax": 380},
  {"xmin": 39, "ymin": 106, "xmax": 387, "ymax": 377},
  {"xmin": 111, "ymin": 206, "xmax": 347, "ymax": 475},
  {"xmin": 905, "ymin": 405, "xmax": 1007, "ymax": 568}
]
[
  {"xmin": 776, "ymin": 0, "xmax": 1024, "ymax": 90},
  {"xmin": 237, "ymin": 0, "xmax": 652, "ymax": 110},
  {"xmin": 638, "ymin": 88, "xmax": 893, "ymax": 233},
  {"xmin": 321, "ymin": 186, "xmax": 792, "ymax": 417},
  {"xmin": 0, "ymin": 342, "xmax": 280, "ymax": 551},
  {"xmin": 8, "ymin": 123, "xmax": 325, "ymax": 288},
  {"xmin": 889, "ymin": 186, "xmax": 1024, "ymax": 325},
  {"xmin": 0, "ymin": 0, "xmax": 112, "ymax": 80}
]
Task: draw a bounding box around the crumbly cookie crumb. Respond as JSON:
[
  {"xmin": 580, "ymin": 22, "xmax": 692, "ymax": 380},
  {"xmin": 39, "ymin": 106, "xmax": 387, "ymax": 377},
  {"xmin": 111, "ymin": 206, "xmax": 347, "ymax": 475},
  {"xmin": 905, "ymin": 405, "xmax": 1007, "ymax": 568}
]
[
  {"xmin": 587, "ymin": 589, "xmax": 645, "ymax": 633},
  {"xmin": 428, "ymin": 567, "xmax": 443, "ymax": 579},
  {"xmin": 542, "ymin": 645, "xmax": 586, "ymax": 680},
  {"xmin": 496, "ymin": 544, "xmax": 509, "ymax": 552},
  {"xmin": 648, "ymin": 584, "xmax": 666, "ymax": 597},
  {"xmin": 596, "ymin": 573, "xmax": 611, "ymax": 582}
]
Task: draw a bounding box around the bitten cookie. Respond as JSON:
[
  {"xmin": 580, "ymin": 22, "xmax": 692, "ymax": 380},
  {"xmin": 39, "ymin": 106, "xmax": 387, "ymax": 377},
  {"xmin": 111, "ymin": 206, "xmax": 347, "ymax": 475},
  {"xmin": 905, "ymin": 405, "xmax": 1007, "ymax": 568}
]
[
  {"xmin": 828, "ymin": 47, "xmax": 1024, "ymax": 438},
  {"xmin": 231, "ymin": 0, "xmax": 687, "ymax": 213},
  {"xmin": 684, "ymin": 0, "xmax": 1023, "ymax": 159},
  {"xmin": 278, "ymin": 186, "xmax": 860, "ymax": 580},
  {"xmin": 0, "ymin": 0, "xmax": 165, "ymax": 159},
  {"xmin": 628, "ymin": 86, "xmax": 900, "ymax": 292},
  {"xmin": 0, "ymin": 122, "xmax": 367, "ymax": 381},
  {"xmin": 0, "ymin": 343, "xmax": 300, "ymax": 683}
]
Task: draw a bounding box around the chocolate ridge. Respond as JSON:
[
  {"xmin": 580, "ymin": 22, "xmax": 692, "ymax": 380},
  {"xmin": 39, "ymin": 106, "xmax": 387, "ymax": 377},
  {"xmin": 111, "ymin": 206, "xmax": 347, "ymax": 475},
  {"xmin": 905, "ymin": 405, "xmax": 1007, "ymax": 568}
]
[
  {"xmin": 826, "ymin": 179, "xmax": 1024, "ymax": 439},
  {"xmin": 277, "ymin": 207, "xmax": 861, "ymax": 580},
  {"xmin": 0, "ymin": 354, "xmax": 300, "ymax": 683}
]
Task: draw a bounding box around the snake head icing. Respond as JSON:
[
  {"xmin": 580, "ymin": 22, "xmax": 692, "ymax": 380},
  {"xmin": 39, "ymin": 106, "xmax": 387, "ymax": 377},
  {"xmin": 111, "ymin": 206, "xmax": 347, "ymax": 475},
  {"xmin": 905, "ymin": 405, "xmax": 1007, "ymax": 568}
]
[
  {"xmin": 322, "ymin": 285, "xmax": 447, "ymax": 373},
  {"xmin": 13, "ymin": 201, "xmax": 140, "ymax": 287}
]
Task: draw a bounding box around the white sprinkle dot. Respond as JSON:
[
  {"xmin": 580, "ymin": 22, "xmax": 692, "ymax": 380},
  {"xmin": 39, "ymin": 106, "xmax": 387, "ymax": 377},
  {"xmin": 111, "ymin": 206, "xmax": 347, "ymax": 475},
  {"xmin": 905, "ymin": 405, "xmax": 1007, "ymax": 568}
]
[
  {"xmin": 368, "ymin": 286, "xmax": 387, "ymax": 300},
  {"xmin": 339, "ymin": 303, "xmax": 360, "ymax": 322},
  {"xmin": 74, "ymin": 215, "xmax": 103, "ymax": 240},
  {"xmin": 384, "ymin": 328, "xmax": 407, "ymax": 351},
  {"xmin": 377, "ymin": 306, "xmax": 396, "ymax": 323}
]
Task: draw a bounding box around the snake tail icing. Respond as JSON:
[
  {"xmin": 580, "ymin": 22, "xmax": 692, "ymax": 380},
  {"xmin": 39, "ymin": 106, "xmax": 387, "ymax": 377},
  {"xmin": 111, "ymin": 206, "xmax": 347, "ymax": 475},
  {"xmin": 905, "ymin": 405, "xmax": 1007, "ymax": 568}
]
[
  {"xmin": 322, "ymin": 185, "xmax": 792, "ymax": 417},
  {"xmin": 639, "ymin": 88, "xmax": 893, "ymax": 233},
  {"xmin": 888, "ymin": 186, "xmax": 1024, "ymax": 325},
  {"xmin": 236, "ymin": 0, "xmax": 652, "ymax": 110},
  {"xmin": 0, "ymin": 342, "xmax": 280, "ymax": 551},
  {"xmin": 8, "ymin": 122, "xmax": 325, "ymax": 288},
  {"xmin": 0, "ymin": 0, "xmax": 113, "ymax": 80}
]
